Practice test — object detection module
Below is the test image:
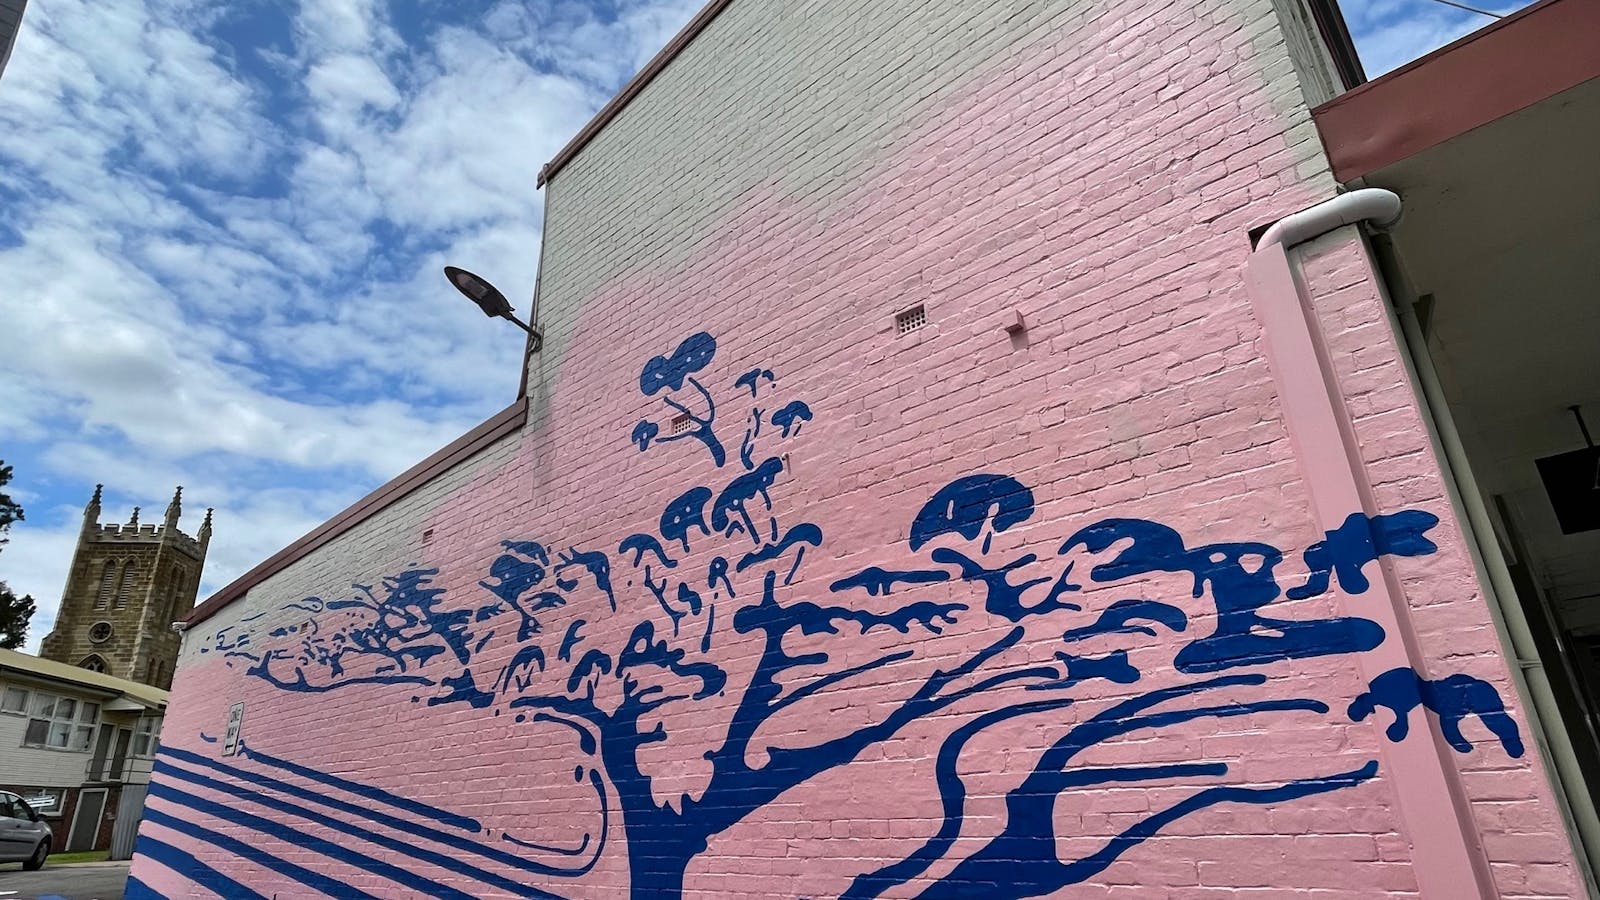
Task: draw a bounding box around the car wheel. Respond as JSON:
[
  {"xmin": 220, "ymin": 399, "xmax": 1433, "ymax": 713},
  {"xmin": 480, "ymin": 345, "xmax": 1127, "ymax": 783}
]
[{"xmin": 22, "ymin": 840, "xmax": 47, "ymax": 871}]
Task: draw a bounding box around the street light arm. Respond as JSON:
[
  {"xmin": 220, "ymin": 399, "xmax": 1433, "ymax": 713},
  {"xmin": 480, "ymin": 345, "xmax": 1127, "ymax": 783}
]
[{"xmin": 503, "ymin": 311, "xmax": 544, "ymax": 352}]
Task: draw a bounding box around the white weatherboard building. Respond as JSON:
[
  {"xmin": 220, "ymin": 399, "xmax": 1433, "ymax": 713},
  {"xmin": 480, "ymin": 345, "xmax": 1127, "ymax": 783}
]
[{"xmin": 0, "ymin": 647, "xmax": 166, "ymax": 858}]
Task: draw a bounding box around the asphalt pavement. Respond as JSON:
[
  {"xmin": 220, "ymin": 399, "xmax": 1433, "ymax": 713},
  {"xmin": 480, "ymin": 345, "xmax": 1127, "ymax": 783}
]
[{"xmin": 0, "ymin": 861, "xmax": 128, "ymax": 900}]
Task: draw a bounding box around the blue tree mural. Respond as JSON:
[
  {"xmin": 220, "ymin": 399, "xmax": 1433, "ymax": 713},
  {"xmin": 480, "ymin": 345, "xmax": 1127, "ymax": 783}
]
[{"xmin": 206, "ymin": 331, "xmax": 1523, "ymax": 900}]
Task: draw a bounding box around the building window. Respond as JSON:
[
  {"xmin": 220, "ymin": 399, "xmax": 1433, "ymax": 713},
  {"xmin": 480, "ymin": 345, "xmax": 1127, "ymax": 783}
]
[
  {"xmin": 21, "ymin": 692, "xmax": 98, "ymax": 751},
  {"xmin": 132, "ymin": 716, "xmax": 161, "ymax": 757},
  {"xmin": 23, "ymin": 788, "xmax": 65, "ymax": 816},
  {"xmin": 78, "ymin": 655, "xmax": 107, "ymax": 673},
  {"xmin": 114, "ymin": 561, "xmax": 136, "ymax": 609},
  {"xmin": 88, "ymin": 621, "xmax": 113, "ymax": 644},
  {"xmin": 1, "ymin": 686, "xmax": 28, "ymax": 714},
  {"xmin": 96, "ymin": 560, "xmax": 118, "ymax": 610}
]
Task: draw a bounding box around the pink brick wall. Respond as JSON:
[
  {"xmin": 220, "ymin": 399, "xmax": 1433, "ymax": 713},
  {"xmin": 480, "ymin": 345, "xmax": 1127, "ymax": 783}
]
[
  {"xmin": 128, "ymin": 0, "xmax": 1583, "ymax": 897},
  {"xmin": 1294, "ymin": 232, "xmax": 1583, "ymax": 898}
]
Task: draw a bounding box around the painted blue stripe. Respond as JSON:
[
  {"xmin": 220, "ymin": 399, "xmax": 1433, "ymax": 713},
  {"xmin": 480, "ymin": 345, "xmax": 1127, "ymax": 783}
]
[
  {"xmin": 143, "ymin": 806, "xmax": 378, "ymax": 899},
  {"xmin": 131, "ymin": 834, "xmax": 267, "ymax": 900},
  {"xmin": 148, "ymin": 777, "xmax": 476, "ymax": 900},
  {"xmin": 238, "ymin": 743, "xmax": 480, "ymax": 832},
  {"xmin": 150, "ymin": 763, "xmax": 566, "ymax": 899},
  {"xmin": 121, "ymin": 875, "xmax": 164, "ymax": 900},
  {"xmin": 160, "ymin": 745, "xmax": 590, "ymax": 877}
]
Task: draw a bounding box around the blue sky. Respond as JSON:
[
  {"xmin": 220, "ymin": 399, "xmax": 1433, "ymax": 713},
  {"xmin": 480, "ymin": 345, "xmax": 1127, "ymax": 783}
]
[{"xmin": 0, "ymin": 0, "xmax": 1528, "ymax": 651}]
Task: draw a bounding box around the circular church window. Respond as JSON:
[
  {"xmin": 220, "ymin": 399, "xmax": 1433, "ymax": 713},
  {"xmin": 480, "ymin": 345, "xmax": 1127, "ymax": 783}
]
[{"xmin": 88, "ymin": 621, "xmax": 113, "ymax": 643}]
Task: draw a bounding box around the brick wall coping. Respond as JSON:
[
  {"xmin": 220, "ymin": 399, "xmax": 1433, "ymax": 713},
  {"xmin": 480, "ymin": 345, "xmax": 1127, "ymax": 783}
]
[{"xmin": 184, "ymin": 400, "xmax": 528, "ymax": 628}]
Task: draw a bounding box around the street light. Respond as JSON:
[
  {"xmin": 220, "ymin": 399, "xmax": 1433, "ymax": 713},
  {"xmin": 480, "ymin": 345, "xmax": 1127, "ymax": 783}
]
[{"xmin": 444, "ymin": 265, "xmax": 543, "ymax": 352}]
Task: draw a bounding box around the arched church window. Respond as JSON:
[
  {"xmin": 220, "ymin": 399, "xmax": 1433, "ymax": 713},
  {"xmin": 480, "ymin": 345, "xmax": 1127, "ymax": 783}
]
[
  {"xmin": 96, "ymin": 560, "xmax": 117, "ymax": 610},
  {"xmin": 78, "ymin": 655, "xmax": 107, "ymax": 674}
]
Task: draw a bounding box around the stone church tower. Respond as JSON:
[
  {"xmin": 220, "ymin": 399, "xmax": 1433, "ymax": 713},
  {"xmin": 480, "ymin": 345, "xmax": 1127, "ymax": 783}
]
[{"xmin": 38, "ymin": 485, "xmax": 211, "ymax": 690}]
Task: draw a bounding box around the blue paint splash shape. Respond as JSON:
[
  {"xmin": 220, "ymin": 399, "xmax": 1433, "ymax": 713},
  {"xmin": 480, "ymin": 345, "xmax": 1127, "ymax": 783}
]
[
  {"xmin": 932, "ymin": 548, "xmax": 1081, "ymax": 622},
  {"xmin": 1349, "ymin": 666, "xmax": 1524, "ymax": 757},
  {"xmin": 734, "ymin": 367, "xmax": 775, "ymax": 397},
  {"xmin": 640, "ymin": 332, "xmax": 716, "ymax": 395},
  {"xmin": 1063, "ymin": 518, "xmax": 1386, "ymax": 673},
  {"xmin": 1290, "ymin": 510, "xmax": 1440, "ymax": 600},
  {"xmin": 909, "ymin": 474, "xmax": 1034, "ymax": 551},
  {"xmin": 769, "ymin": 400, "xmax": 813, "ymax": 437},
  {"xmin": 735, "ymin": 522, "xmax": 822, "ymax": 572},
  {"xmin": 1060, "ymin": 598, "xmax": 1188, "ymax": 643},
  {"xmin": 712, "ymin": 457, "xmax": 783, "ymax": 540},
  {"xmin": 707, "ymin": 556, "xmax": 734, "ymax": 596},
  {"xmin": 631, "ymin": 420, "xmax": 658, "ymax": 451},
  {"xmin": 1049, "ymin": 649, "xmax": 1141, "ymax": 686},
  {"xmin": 620, "ymin": 533, "xmax": 676, "ymax": 569},
  {"xmin": 828, "ymin": 566, "xmax": 950, "ymax": 596},
  {"xmin": 481, "ymin": 541, "xmax": 549, "ymax": 603},
  {"xmin": 558, "ymin": 620, "xmax": 586, "ymax": 662},
  {"xmin": 659, "ymin": 487, "xmax": 713, "ymax": 553}
]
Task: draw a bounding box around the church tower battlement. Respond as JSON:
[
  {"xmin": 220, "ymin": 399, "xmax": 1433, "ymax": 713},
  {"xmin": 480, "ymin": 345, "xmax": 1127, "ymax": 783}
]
[{"xmin": 38, "ymin": 485, "xmax": 211, "ymax": 689}]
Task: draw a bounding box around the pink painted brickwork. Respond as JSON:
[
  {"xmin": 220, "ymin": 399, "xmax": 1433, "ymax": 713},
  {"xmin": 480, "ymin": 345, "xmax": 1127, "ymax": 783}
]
[
  {"xmin": 130, "ymin": 0, "xmax": 1581, "ymax": 897},
  {"xmin": 1295, "ymin": 232, "xmax": 1584, "ymax": 898}
]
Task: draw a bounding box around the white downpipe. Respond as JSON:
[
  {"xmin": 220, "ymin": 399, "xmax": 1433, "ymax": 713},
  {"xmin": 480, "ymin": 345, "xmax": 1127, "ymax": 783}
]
[{"xmin": 1257, "ymin": 187, "xmax": 1402, "ymax": 249}]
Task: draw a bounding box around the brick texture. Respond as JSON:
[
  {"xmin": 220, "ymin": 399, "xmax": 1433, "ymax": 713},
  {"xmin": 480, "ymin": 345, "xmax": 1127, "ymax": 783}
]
[
  {"xmin": 128, "ymin": 0, "xmax": 1583, "ymax": 897},
  {"xmin": 1294, "ymin": 230, "xmax": 1583, "ymax": 899}
]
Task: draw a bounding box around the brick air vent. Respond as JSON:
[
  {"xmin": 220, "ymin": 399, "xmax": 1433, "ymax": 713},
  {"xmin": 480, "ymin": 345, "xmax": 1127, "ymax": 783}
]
[
  {"xmin": 670, "ymin": 413, "xmax": 693, "ymax": 435},
  {"xmin": 896, "ymin": 304, "xmax": 927, "ymax": 335}
]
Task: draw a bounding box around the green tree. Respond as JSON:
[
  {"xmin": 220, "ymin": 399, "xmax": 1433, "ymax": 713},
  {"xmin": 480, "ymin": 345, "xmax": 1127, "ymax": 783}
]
[
  {"xmin": 0, "ymin": 588, "xmax": 35, "ymax": 650},
  {"xmin": 0, "ymin": 460, "xmax": 21, "ymax": 543},
  {"xmin": 0, "ymin": 460, "xmax": 35, "ymax": 650}
]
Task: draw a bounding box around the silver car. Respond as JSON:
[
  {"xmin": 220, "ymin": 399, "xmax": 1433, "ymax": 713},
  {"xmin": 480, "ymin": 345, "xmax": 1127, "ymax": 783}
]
[{"xmin": 0, "ymin": 791, "xmax": 52, "ymax": 870}]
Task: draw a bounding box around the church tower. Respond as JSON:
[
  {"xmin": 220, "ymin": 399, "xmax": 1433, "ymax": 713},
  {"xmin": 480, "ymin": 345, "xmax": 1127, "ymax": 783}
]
[{"xmin": 38, "ymin": 485, "xmax": 211, "ymax": 690}]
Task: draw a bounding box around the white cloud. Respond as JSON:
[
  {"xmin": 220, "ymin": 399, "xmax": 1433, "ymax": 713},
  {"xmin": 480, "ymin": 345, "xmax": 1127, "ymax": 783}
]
[
  {"xmin": 0, "ymin": 0, "xmax": 703, "ymax": 658},
  {"xmin": 292, "ymin": 0, "xmax": 399, "ymax": 58}
]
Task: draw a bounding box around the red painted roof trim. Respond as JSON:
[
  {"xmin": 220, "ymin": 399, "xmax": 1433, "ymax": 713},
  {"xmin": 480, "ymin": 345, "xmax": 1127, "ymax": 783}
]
[
  {"xmin": 185, "ymin": 400, "xmax": 526, "ymax": 627},
  {"xmin": 1312, "ymin": 0, "xmax": 1600, "ymax": 182},
  {"xmin": 537, "ymin": 0, "xmax": 734, "ymax": 187}
]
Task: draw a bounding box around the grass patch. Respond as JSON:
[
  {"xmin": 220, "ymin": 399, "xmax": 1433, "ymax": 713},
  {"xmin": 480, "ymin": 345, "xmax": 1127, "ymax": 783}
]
[{"xmin": 46, "ymin": 849, "xmax": 111, "ymax": 864}]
